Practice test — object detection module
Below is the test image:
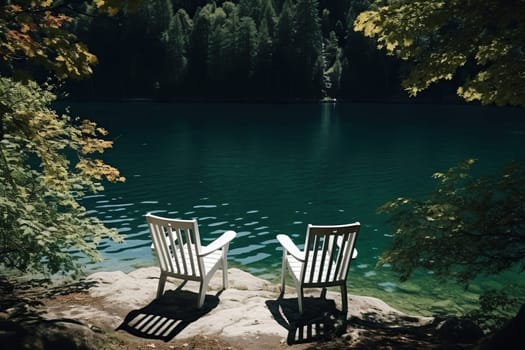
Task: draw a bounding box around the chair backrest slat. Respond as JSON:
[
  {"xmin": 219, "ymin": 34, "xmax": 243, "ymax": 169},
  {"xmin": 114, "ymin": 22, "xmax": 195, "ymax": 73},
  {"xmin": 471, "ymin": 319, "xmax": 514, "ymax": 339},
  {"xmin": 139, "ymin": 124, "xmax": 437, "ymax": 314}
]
[
  {"xmin": 301, "ymin": 223, "xmax": 360, "ymax": 285},
  {"xmin": 146, "ymin": 214, "xmax": 203, "ymax": 279},
  {"xmin": 184, "ymin": 227, "xmax": 198, "ymax": 276},
  {"xmin": 307, "ymin": 234, "xmax": 320, "ymax": 283},
  {"xmin": 317, "ymin": 234, "xmax": 330, "ymax": 282},
  {"xmin": 164, "ymin": 226, "xmax": 178, "ymax": 273},
  {"xmin": 340, "ymin": 231, "xmax": 356, "ymax": 279},
  {"xmin": 149, "ymin": 223, "xmax": 170, "ymax": 271},
  {"xmin": 325, "ymin": 235, "xmax": 338, "ymax": 280},
  {"xmin": 175, "ymin": 227, "xmax": 187, "ymax": 275},
  {"xmin": 333, "ymin": 233, "xmax": 348, "ymax": 280},
  {"xmin": 166, "ymin": 225, "xmax": 178, "ymax": 273}
]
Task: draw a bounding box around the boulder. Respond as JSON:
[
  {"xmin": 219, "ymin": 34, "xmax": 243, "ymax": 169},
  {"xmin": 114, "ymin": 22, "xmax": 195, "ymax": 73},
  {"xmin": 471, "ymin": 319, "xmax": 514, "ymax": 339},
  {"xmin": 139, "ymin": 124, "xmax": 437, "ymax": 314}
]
[{"xmin": 435, "ymin": 316, "xmax": 484, "ymax": 344}]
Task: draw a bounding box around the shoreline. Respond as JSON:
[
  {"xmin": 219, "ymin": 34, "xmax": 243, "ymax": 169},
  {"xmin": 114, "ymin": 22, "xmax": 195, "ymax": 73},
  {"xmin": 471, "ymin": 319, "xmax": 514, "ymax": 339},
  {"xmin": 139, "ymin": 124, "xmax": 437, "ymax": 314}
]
[
  {"xmin": 56, "ymin": 96, "xmax": 474, "ymax": 107},
  {"xmin": 83, "ymin": 260, "xmax": 483, "ymax": 319},
  {"xmin": 1, "ymin": 266, "xmax": 487, "ymax": 349}
]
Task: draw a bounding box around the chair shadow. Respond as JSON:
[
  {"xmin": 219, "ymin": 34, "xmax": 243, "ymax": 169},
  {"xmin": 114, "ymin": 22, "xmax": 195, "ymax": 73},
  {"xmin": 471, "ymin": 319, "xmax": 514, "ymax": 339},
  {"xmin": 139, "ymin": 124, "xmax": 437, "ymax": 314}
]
[
  {"xmin": 266, "ymin": 295, "xmax": 347, "ymax": 345},
  {"xmin": 117, "ymin": 288, "xmax": 220, "ymax": 342}
]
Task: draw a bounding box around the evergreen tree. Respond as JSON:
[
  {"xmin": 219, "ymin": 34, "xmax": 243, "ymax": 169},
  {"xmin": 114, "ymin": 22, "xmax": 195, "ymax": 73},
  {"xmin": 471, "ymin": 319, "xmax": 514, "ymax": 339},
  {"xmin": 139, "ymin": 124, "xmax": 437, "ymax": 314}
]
[
  {"xmin": 321, "ymin": 8, "xmax": 331, "ymax": 37},
  {"xmin": 141, "ymin": 0, "xmax": 172, "ymax": 37},
  {"xmin": 233, "ymin": 16, "xmax": 258, "ymax": 87},
  {"xmin": 254, "ymin": 18, "xmax": 275, "ymax": 95},
  {"xmin": 238, "ymin": 0, "xmax": 263, "ymax": 25},
  {"xmin": 293, "ymin": 0, "xmax": 323, "ymax": 97},
  {"xmin": 164, "ymin": 9, "xmax": 193, "ymax": 89},
  {"xmin": 339, "ymin": 0, "xmax": 402, "ymax": 101},
  {"xmin": 207, "ymin": 7, "xmax": 230, "ymax": 85},
  {"xmin": 188, "ymin": 4, "xmax": 215, "ymax": 93},
  {"xmin": 323, "ymin": 31, "xmax": 342, "ymax": 96},
  {"xmin": 274, "ymin": 0, "xmax": 296, "ymax": 97},
  {"xmin": 259, "ymin": 0, "xmax": 277, "ymax": 38}
]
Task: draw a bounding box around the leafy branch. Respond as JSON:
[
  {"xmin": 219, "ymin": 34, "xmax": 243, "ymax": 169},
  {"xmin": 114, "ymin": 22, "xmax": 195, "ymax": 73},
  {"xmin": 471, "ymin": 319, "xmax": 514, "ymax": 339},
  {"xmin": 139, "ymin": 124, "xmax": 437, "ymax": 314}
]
[
  {"xmin": 378, "ymin": 159, "xmax": 525, "ymax": 284},
  {"xmin": 0, "ymin": 77, "xmax": 125, "ymax": 276}
]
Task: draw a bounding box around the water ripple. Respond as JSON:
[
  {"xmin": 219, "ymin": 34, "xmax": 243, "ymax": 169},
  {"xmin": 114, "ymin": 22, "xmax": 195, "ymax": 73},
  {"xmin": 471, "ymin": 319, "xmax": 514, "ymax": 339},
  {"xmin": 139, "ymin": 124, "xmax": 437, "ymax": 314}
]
[
  {"xmin": 364, "ymin": 271, "xmax": 377, "ymax": 277},
  {"xmin": 208, "ymin": 221, "xmax": 228, "ymax": 227},
  {"xmin": 378, "ymin": 281, "xmax": 397, "ymax": 292},
  {"xmin": 236, "ymin": 231, "xmax": 251, "ymax": 238},
  {"xmin": 83, "ymin": 194, "xmax": 105, "ymax": 199},
  {"xmin": 235, "ymin": 252, "xmax": 271, "ymax": 265},
  {"xmin": 229, "ymin": 244, "xmax": 264, "ymax": 255},
  {"xmin": 103, "ymin": 218, "xmax": 135, "ymax": 224},
  {"xmin": 97, "ymin": 203, "xmax": 134, "ymax": 208}
]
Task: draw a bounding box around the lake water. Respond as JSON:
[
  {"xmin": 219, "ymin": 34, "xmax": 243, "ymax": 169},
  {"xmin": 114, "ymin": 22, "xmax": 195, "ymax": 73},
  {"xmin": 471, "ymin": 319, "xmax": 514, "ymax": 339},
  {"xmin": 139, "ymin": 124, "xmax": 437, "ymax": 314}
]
[{"xmin": 65, "ymin": 102, "xmax": 525, "ymax": 316}]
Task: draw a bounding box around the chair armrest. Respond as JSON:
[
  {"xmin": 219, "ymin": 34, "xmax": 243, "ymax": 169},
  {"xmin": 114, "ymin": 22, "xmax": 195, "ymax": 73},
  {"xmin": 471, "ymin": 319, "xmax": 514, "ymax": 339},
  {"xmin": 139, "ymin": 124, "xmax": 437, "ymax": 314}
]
[
  {"xmin": 277, "ymin": 234, "xmax": 304, "ymax": 261},
  {"xmin": 200, "ymin": 230, "xmax": 237, "ymax": 256},
  {"xmin": 336, "ymin": 236, "xmax": 358, "ymax": 259}
]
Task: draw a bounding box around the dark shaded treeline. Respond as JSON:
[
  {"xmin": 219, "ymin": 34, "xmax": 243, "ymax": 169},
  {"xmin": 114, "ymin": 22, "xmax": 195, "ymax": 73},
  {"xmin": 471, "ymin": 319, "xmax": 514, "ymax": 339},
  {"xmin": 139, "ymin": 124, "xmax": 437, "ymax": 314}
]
[{"xmin": 67, "ymin": 0, "xmax": 458, "ymax": 102}]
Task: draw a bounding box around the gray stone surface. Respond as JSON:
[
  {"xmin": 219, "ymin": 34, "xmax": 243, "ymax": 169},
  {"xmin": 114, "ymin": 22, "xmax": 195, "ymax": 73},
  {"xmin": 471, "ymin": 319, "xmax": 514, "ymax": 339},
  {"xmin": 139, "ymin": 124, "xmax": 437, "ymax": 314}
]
[{"xmin": 43, "ymin": 267, "xmax": 434, "ymax": 341}]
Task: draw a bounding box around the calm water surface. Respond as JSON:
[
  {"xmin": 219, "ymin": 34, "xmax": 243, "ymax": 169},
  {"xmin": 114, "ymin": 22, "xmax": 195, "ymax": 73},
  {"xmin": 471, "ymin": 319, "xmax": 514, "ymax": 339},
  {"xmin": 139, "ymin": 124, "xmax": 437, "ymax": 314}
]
[{"xmin": 65, "ymin": 102, "xmax": 525, "ymax": 315}]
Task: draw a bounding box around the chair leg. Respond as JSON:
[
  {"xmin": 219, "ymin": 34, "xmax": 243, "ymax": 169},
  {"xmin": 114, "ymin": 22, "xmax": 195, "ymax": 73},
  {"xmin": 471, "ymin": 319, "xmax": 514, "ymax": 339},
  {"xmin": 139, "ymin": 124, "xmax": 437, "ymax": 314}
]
[
  {"xmin": 222, "ymin": 256, "xmax": 229, "ymax": 290},
  {"xmin": 280, "ymin": 251, "xmax": 286, "ymax": 295},
  {"xmin": 198, "ymin": 281, "xmax": 207, "ymax": 308},
  {"xmin": 157, "ymin": 272, "xmax": 167, "ymax": 298},
  {"xmin": 297, "ymin": 286, "xmax": 304, "ymax": 314},
  {"xmin": 340, "ymin": 283, "xmax": 348, "ymax": 315}
]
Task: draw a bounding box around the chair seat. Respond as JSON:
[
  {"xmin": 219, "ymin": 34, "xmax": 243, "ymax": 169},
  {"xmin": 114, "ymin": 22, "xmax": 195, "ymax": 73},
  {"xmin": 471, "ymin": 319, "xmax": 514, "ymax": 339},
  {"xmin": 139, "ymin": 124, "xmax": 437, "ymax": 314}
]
[{"xmin": 168, "ymin": 245, "xmax": 222, "ymax": 277}]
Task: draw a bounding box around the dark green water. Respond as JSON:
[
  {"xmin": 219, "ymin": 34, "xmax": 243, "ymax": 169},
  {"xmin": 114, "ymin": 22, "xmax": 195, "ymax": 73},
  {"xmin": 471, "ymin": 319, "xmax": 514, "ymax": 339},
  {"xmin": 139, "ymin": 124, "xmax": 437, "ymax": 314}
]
[{"xmin": 68, "ymin": 102, "xmax": 525, "ymax": 316}]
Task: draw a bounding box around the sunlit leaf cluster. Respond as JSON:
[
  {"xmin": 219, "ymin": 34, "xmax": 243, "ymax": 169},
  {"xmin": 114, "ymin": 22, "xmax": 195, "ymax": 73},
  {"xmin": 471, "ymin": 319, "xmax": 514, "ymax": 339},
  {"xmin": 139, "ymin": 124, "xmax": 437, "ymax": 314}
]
[
  {"xmin": 0, "ymin": 76, "xmax": 125, "ymax": 275},
  {"xmin": 0, "ymin": 1, "xmax": 142, "ymax": 80},
  {"xmin": 1, "ymin": 1, "xmax": 92, "ymax": 79},
  {"xmin": 378, "ymin": 159, "xmax": 525, "ymax": 285},
  {"xmin": 354, "ymin": 0, "xmax": 525, "ymax": 106},
  {"xmin": 93, "ymin": 0, "xmax": 141, "ymax": 16}
]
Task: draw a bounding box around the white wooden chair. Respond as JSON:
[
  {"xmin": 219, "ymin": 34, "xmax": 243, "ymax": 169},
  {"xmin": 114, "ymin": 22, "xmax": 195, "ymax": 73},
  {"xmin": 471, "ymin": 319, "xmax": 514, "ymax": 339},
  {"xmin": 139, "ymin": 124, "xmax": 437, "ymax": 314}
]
[
  {"xmin": 146, "ymin": 213, "xmax": 236, "ymax": 308},
  {"xmin": 277, "ymin": 222, "xmax": 360, "ymax": 314}
]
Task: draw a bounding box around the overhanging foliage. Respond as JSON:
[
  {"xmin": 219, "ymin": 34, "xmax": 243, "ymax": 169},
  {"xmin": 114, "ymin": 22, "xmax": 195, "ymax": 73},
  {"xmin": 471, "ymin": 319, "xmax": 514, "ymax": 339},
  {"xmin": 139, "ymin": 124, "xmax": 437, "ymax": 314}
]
[
  {"xmin": 0, "ymin": 77, "xmax": 125, "ymax": 275},
  {"xmin": 0, "ymin": 1, "xmax": 132, "ymax": 276},
  {"xmin": 354, "ymin": 0, "xmax": 525, "ymax": 106},
  {"xmin": 378, "ymin": 159, "xmax": 525, "ymax": 285}
]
